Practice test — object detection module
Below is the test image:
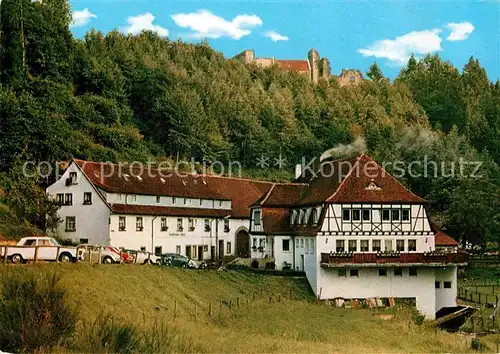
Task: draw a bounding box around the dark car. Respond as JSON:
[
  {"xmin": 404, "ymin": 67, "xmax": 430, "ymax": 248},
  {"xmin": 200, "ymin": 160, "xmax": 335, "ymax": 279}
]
[{"xmin": 161, "ymin": 253, "xmax": 207, "ymax": 269}]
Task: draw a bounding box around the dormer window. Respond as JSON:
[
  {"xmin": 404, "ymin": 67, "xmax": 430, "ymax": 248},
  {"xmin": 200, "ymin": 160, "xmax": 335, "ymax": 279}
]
[
  {"xmin": 130, "ymin": 195, "xmax": 137, "ymax": 203},
  {"xmin": 342, "ymin": 209, "xmax": 350, "ymax": 221},
  {"xmin": 254, "ymin": 210, "xmax": 261, "ymax": 226},
  {"xmin": 69, "ymin": 172, "xmax": 78, "ymax": 184},
  {"xmin": 311, "ymin": 208, "xmax": 318, "ymax": 224}
]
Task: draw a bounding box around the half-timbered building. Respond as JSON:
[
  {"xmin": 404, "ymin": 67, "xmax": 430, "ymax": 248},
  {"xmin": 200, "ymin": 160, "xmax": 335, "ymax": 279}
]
[{"xmin": 249, "ymin": 154, "xmax": 467, "ymax": 319}]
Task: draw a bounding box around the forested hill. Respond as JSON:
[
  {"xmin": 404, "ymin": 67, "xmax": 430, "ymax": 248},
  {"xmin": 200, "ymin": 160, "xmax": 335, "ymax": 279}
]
[{"xmin": 0, "ymin": 0, "xmax": 498, "ymax": 246}]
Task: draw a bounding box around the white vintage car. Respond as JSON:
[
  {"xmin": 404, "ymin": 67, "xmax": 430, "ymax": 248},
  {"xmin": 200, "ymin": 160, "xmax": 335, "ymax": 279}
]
[
  {"xmin": 0, "ymin": 237, "xmax": 77, "ymax": 264},
  {"xmin": 76, "ymin": 244, "xmax": 122, "ymax": 264}
]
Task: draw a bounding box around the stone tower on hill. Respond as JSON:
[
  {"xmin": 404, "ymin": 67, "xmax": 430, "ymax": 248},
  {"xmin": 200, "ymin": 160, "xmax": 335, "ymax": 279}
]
[{"xmin": 232, "ymin": 49, "xmax": 362, "ymax": 86}]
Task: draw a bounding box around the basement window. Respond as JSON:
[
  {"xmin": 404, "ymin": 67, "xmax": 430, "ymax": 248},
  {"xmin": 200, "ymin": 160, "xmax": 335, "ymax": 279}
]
[
  {"xmin": 435, "ymin": 281, "xmax": 441, "ymax": 289},
  {"xmin": 338, "ymin": 269, "xmax": 347, "ymax": 277},
  {"xmin": 378, "ymin": 269, "xmax": 387, "ymax": 277},
  {"xmin": 394, "ymin": 268, "xmax": 403, "ymax": 277},
  {"xmin": 444, "ymin": 281, "xmax": 452, "ymax": 289},
  {"xmin": 409, "ymin": 268, "xmax": 418, "ymax": 277},
  {"xmin": 350, "ymin": 269, "xmax": 359, "ymax": 277}
]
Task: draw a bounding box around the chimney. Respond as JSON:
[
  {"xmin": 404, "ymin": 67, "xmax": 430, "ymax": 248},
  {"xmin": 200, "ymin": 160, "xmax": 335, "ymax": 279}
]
[{"xmin": 295, "ymin": 164, "xmax": 303, "ymax": 179}]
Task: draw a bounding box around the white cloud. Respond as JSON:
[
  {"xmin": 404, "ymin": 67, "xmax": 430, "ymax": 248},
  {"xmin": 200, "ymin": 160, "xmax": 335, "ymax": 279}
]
[
  {"xmin": 358, "ymin": 29, "xmax": 442, "ymax": 66},
  {"xmin": 71, "ymin": 8, "xmax": 97, "ymax": 28},
  {"xmin": 121, "ymin": 13, "xmax": 169, "ymax": 37},
  {"xmin": 263, "ymin": 31, "xmax": 289, "ymax": 42},
  {"xmin": 171, "ymin": 9, "xmax": 262, "ymax": 40},
  {"xmin": 446, "ymin": 21, "xmax": 474, "ymax": 41}
]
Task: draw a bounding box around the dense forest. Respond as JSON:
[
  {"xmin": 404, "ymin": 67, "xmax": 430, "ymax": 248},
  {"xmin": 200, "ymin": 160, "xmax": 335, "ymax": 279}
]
[{"xmin": 0, "ymin": 0, "xmax": 498, "ymax": 247}]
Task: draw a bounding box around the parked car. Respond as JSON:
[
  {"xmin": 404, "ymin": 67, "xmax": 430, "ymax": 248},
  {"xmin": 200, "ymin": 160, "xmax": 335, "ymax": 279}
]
[
  {"xmin": 77, "ymin": 245, "xmax": 122, "ymax": 264},
  {"xmin": 121, "ymin": 249, "xmax": 161, "ymax": 265},
  {"xmin": 161, "ymin": 253, "xmax": 207, "ymax": 269},
  {"xmin": 0, "ymin": 237, "xmax": 77, "ymax": 264}
]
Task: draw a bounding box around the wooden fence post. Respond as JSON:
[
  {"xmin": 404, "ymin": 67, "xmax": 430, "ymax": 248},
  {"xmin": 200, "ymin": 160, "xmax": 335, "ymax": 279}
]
[
  {"xmin": 56, "ymin": 247, "xmax": 61, "ymax": 264},
  {"xmin": 3, "ymin": 246, "xmax": 7, "ymax": 264},
  {"xmin": 34, "ymin": 246, "xmax": 39, "ymax": 264},
  {"xmin": 208, "ymin": 303, "xmax": 212, "ymax": 317},
  {"xmin": 98, "ymin": 247, "xmax": 102, "ymax": 264},
  {"xmin": 174, "ymin": 300, "xmax": 177, "ymax": 319},
  {"xmin": 194, "ymin": 303, "xmax": 197, "ymax": 318},
  {"xmin": 237, "ymin": 297, "xmax": 240, "ymax": 308}
]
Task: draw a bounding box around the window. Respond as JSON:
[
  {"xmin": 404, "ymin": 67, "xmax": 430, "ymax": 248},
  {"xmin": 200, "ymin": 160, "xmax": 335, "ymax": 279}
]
[
  {"xmin": 435, "ymin": 281, "xmax": 441, "ymax": 289},
  {"xmin": 394, "ymin": 268, "xmax": 403, "ymax": 277},
  {"xmin": 155, "ymin": 246, "xmax": 162, "ymax": 255},
  {"xmin": 69, "ymin": 172, "xmax": 77, "ymax": 182},
  {"xmin": 360, "ymin": 240, "xmax": 369, "ymax": 252},
  {"xmin": 83, "ymin": 192, "xmax": 92, "ymax": 205},
  {"xmin": 336, "ymin": 240, "xmax": 345, "ymax": 253},
  {"xmin": 161, "ymin": 218, "xmax": 168, "ymax": 231},
  {"xmin": 378, "ymin": 269, "xmax": 387, "ymax": 277},
  {"xmin": 392, "ymin": 209, "xmax": 400, "ymax": 221},
  {"xmin": 305, "ymin": 239, "xmax": 309, "ymax": 254},
  {"xmin": 173, "ymin": 197, "xmax": 176, "ymax": 204},
  {"xmin": 117, "ymin": 194, "xmax": 122, "ymax": 201},
  {"xmin": 310, "ymin": 239, "xmax": 315, "ymax": 253},
  {"xmin": 409, "ymin": 268, "xmax": 418, "ymax": 276},
  {"xmin": 296, "ymin": 239, "xmax": 300, "ymax": 248},
  {"xmin": 402, "ymin": 209, "xmax": 410, "ymax": 221},
  {"xmin": 362, "ymin": 210, "xmax": 370, "ymax": 221},
  {"xmin": 79, "ymin": 238, "xmax": 89, "ymax": 244},
  {"xmin": 192, "ymin": 247, "xmax": 197, "ymax": 259},
  {"xmin": 177, "ymin": 218, "xmax": 183, "ymax": 231},
  {"xmin": 184, "ymin": 198, "xmax": 187, "ymax": 205},
  {"xmin": 227, "ymin": 242, "xmax": 232, "ymax": 254},
  {"xmin": 65, "ymin": 216, "xmax": 76, "ymax": 232},
  {"xmin": 189, "ymin": 218, "xmax": 195, "ymax": 231},
  {"xmin": 119, "ymin": 217, "xmax": 126, "ymax": 231},
  {"xmin": 382, "ymin": 209, "xmax": 390, "ymax": 221},
  {"xmin": 408, "ymin": 240, "xmax": 417, "ymax": 252},
  {"xmin": 204, "ymin": 219, "xmax": 211, "ymax": 232},
  {"xmin": 352, "ymin": 209, "xmax": 361, "ymax": 221},
  {"xmin": 350, "ymin": 269, "xmax": 359, "ymax": 277},
  {"xmin": 24, "ymin": 239, "xmax": 36, "ymax": 246},
  {"xmin": 176, "ymin": 245, "xmax": 181, "ymax": 254},
  {"xmin": 130, "ymin": 194, "xmax": 137, "ymax": 203},
  {"xmin": 291, "ymin": 210, "xmax": 298, "ymax": 225},
  {"xmin": 348, "ymin": 240, "xmax": 357, "ymax": 252},
  {"xmin": 338, "ymin": 269, "xmax": 347, "ymax": 277},
  {"xmin": 302, "ymin": 209, "xmax": 309, "ymax": 224},
  {"xmin": 300, "ymin": 238, "xmax": 304, "ymax": 248},
  {"xmin": 56, "ymin": 193, "xmax": 64, "ymax": 204},
  {"xmin": 282, "ymin": 239, "xmax": 290, "ymax": 252},
  {"xmin": 254, "ymin": 210, "xmax": 261, "ymax": 225},
  {"xmin": 65, "ymin": 193, "xmax": 73, "ymax": 205},
  {"xmin": 136, "ymin": 217, "xmax": 143, "ymax": 231},
  {"xmin": 372, "ymin": 240, "xmax": 381, "ymax": 252},
  {"xmin": 312, "ymin": 208, "xmax": 318, "ymax": 224},
  {"xmin": 253, "ymin": 238, "xmax": 257, "ymax": 248},
  {"xmin": 224, "ymin": 219, "xmax": 230, "ymax": 232},
  {"xmin": 385, "ymin": 239, "xmax": 393, "ymax": 251},
  {"xmin": 444, "ymin": 281, "xmax": 452, "ymax": 289},
  {"xmin": 140, "ymin": 247, "xmax": 146, "ymax": 252},
  {"xmin": 156, "ymin": 196, "xmax": 161, "ymax": 203},
  {"xmin": 342, "ymin": 209, "xmax": 350, "ymax": 221},
  {"xmin": 396, "ymin": 239, "xmax": 405, "ymax": 252}
]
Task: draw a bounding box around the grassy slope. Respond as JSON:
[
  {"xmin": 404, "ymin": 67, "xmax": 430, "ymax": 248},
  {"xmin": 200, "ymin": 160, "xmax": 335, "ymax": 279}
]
[{"xmin": 1, "ymin": 264, "xmax": 499, "ymax": 353}]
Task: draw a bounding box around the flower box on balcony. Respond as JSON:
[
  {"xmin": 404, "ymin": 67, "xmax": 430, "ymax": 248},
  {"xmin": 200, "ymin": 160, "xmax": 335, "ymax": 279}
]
[
  {"xmin": 376, "ymin": 251, "xmax": 401, "ymax": 258},
  {"xmin": 329, "ymin": 252, "xmax": 353, "ymax": 258}
]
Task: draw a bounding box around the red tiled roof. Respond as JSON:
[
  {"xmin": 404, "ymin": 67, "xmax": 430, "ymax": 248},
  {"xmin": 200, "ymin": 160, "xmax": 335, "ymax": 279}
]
[
  {"xmin": 253, "ymin": 183, "xmax": 309, "ymax": 207},
  {"xmin": 74, "ymin": 160, "xmax": 273, "ymax": 219},
  {"xmin": 435, "ymin": 231, "xmax": 458, "ymax": 246},
  {"xmin": 110, "ymin": 204, "xmax": 232, "ymax": 218},
  {"xmin": 261, "ymin": 207, "xmax": 290, "ymax": 233},
  {"xmin": 275, "ymin": 60, "xmax": 310, "ymax": 72}
]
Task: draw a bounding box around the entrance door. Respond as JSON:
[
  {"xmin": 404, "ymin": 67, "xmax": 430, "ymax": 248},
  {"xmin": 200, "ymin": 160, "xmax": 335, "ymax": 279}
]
[
  {"xmin": 218, "ymin": 240, "xmax": 224, "ymax": 259},
  {"xmin": 301, "ymin": 255, "xmax": 305, "ymax": 271},
  {"xmin": 198, "ymin": 246, "xmax": 203, "ymax": 261},
  {"xmin": 210, "ymin": 246, "xmax": 215, "ymax": 261},
  {"xmin": 185, "ymin": 245, "xmax": 191, "ymax": 258},
  {"xmin": 236, "ymin": 230, "xmax": 250, "ymax": 257}
]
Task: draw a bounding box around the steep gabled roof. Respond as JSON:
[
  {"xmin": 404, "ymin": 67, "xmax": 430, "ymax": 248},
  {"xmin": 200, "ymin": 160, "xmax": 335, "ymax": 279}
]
[
  {"xmin": 74, "ymin": 160, "xmax": 273, "ymax": 219},
  {"xmin": 275, "ymin": 60, "xmax": 310, "ymax": 72},
  {"xmin": 253, "ymin": 183, "xmax": 309, "ymax": 207},
  {"xmin": 435, "ymin": 231, "xmax": 459, "ymax": 246}
]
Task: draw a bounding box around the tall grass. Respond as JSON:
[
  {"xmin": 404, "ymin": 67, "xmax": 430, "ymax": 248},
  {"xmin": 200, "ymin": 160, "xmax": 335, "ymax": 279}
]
[{"xmin": 0, "ymin": 270, "xmax": 78, "ymax": 353}]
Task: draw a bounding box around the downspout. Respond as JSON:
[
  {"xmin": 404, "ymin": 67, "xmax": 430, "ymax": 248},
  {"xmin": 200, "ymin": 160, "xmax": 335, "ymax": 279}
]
[
  {"xmin": 292, "ymin": 235, "xmax": 296, "ymax": 271},
  {"xmin": 151, "ymin": 215, "xmax": 158, "ymax": 252}
]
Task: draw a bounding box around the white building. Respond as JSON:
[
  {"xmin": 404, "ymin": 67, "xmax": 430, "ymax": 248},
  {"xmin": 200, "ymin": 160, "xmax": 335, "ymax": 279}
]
[
  {"xmin": 47, "ymin": 159, "xmax": 273, "ymax": 260},
  {"xmin": 249, "ymin": 154, "xmax": 467, "ymax": 319}
]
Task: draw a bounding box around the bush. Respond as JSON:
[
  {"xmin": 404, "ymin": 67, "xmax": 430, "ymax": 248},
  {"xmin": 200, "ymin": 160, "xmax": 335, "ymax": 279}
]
[
  {"xmin": 251, "ymin": 259, "xmax": 259, "ymax": 268},
  {"xmin": 0, "ymin": 270, "xmax": 78, "ymax": 352}
]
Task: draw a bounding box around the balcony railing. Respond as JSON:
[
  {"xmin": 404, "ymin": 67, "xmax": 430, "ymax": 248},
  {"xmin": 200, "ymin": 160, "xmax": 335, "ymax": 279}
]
[{"xmin": 320, "ymin": 252, "xmax": 469, "ymax": 267}]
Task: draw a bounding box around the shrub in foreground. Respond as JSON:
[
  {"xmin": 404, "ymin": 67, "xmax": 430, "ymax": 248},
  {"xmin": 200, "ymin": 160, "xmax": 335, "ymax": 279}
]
[{"xmin": 0, "ymin": 270, "xmax": 78, "ymax": 353}]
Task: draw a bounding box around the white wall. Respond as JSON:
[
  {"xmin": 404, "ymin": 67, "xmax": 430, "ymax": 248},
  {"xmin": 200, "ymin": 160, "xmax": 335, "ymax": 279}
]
[
  {"xmin": 271, "ymin": 235, "xmax": 294, "ymax": 269},
  {"xmin": 435, "ymin": 266, "xmax": 458, "ymax": 311},
  {"xmin": 106, "ymin": 193, "xmax": 231, "ymax": 210},
  {"xmin": 317, "ymin": 266, "xmax": 437, "ymax": 319},
  {"xmin": 250, "ymin": 235, "xmax": 268, "ymax": 258},
  {"xmin": 109, "ymin": 214, "xmax": 247, "ymax": 258},
  {"xmin": 47, "ymin": 163, "xmax": 110, "ymax": 245}
]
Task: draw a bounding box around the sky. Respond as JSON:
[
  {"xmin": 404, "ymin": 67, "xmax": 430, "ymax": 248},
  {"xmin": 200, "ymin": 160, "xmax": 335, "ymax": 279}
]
[{"xmin": 69, "ymin": 0, "xmax": 500, "ymax": 80}]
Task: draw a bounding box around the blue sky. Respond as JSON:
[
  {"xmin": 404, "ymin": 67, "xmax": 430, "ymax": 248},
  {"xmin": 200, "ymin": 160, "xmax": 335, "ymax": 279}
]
[{"xmin": 69, "ymin": 0, "xmax": 499, "ymax": 80}]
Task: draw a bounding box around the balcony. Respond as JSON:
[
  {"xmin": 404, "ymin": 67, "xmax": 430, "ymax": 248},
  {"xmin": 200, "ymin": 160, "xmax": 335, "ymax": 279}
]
[{"xmin": 320, "ymin": 252, "xmax": 469, "ymax": 268}]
